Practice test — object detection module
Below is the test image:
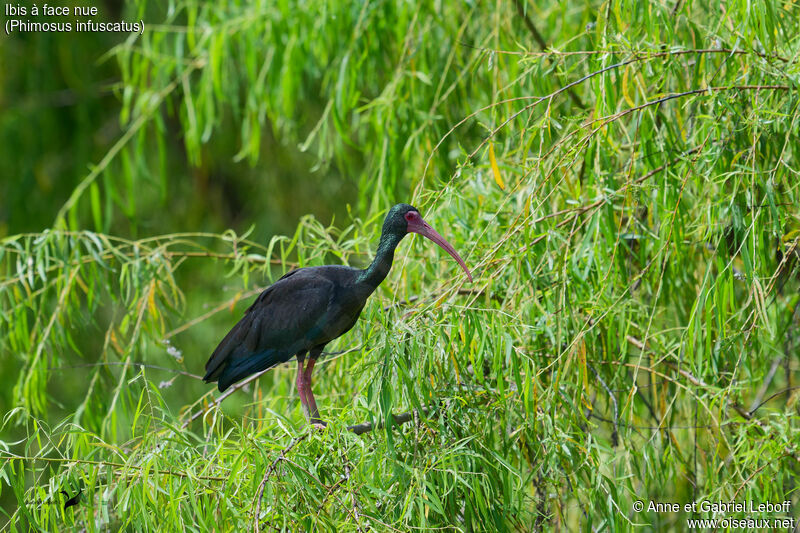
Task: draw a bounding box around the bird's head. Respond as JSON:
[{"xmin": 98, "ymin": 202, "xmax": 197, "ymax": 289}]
[{"xmin": 384, "ymin": 203, "xmax": 473, "ymax": 282}]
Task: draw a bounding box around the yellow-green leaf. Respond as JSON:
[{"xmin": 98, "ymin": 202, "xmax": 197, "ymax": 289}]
[
  {"xmin": 489, "ymin": 143, "xmax": 505, "ymax": 190},
  {"xmin": 622, "ymin": 65, "xmax": 635, "ymax": 107}
]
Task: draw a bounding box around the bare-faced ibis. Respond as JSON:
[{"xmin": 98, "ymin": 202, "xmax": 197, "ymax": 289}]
[{"xmin": 203, "ymin": 204, "xmax": 472, "ymax": 426}]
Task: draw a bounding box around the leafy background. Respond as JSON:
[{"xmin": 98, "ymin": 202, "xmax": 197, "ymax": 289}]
[{"xmin": 1, "ymin": 0, "xmax": 799, "ymax": 530}]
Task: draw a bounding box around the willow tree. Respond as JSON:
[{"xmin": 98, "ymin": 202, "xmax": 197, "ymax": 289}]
[{"xmin": 1, "ymin": 0, "xmax": 799, "ymax": 531}]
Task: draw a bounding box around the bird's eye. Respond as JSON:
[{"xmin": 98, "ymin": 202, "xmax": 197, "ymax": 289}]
[{"xmin": 405, "ymin": 211, "xmax": 418, "ymax": 221}]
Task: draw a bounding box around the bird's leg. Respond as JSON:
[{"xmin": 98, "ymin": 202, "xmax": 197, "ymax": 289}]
[
  {"xmin": 304, "ymin": 353, "xmax": 326, "ymax": 428},
  {"xmin": 295, "ymin": 353, "xmax": 311, "ymax": 421}
]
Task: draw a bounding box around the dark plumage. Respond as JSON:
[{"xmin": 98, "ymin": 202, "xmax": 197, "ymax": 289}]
[{"xmin": 204, "ymin": 203, "xmax": 472, "ymax": 425}]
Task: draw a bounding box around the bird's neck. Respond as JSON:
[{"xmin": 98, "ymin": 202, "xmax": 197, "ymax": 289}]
[{"xmin": 357, "ymin": 231, "xmax": 404, "ymax": 289}]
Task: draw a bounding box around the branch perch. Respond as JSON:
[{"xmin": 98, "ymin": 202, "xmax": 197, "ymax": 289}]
[{"xmin": 347, "ymin": 408, "xmax": 427, "ymax": 435}]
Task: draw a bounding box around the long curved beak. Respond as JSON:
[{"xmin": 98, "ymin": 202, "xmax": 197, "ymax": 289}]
[{"xmin": 408, "ymin": 217, "xmax": 473, "ymax": 282}]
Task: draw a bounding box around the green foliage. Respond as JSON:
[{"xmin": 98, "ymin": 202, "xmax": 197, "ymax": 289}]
[{"xmin": 2, "ymin": 0, "xmax": 800, "ymax": 531}]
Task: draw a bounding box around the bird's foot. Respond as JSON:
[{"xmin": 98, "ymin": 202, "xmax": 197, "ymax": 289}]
[{"xmin": 310, "ymin": 419, "xmax": 327, "ymax": 430}]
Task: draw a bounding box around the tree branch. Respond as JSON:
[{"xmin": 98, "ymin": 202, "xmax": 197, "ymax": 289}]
[
  {"xmin": 253, "ymin": 433, "xmax": 309, "ymax": 533},
  {"xmin": 182, "ymin": 368, "xmax": 271, "ymax": 428},
  {"xmin": 513, "ymin": 0, "xmax": 585, "ymax": 108},
  {"xmin": 347, "ymin": 408, "xmax": 426, "ymax": 435}
]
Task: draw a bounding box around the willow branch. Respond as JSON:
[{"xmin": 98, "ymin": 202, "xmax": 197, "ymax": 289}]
[
  {"xmin": 0, "ymin": 453, "xmax": 226, "ymax": 482},
  {"xmin": 181, "ymin": 369, "xmax": 270, "ymax": 428},
  {"xmin": 347, "ymin": 408, "xmax": 426, "ymax": 435},
  {"xmin": 253, "ymin": 433, "xmax": 309, "ymax": 533},
  {"xmin": 513, "ymin": 0, "xmax": 584, "ymax": 108}
]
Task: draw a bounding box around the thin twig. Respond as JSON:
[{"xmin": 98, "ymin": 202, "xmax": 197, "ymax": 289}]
[
  {"xmin": 744, "ymin": 386, "xmax": 800, "ymax": 417},
  {"xmin": 164, "ymin": 286, "xmax": 265, "ymax": 340},
  {"xmin": 253, "ymin": 433, "xmax": 309, "ymax": 533},
  {"xmin": 182, "ymin": 368, "xmax": 272, "ymax": 428},
  {"xmin": 315, "ymin": 471, "xmax": 348, "ymax": 522},
  {"xmin": 589, "ymin": 364, "xmax": 618, "ymax": 446},
  {"xmin": 732, "ymin": 453, "xmax": 791, "ymax": 501},
  {"xmin": 341, "ymin": 452, "xmax": 365, "ymax": 532},
  {"xmin": 512, "ymin": 0, "xmax": 584, "ymax": 108},
  {"xmin": 55, "ymin": 361, "xmax": 204, "ymax": 381},
  {"xmin": 624, "ymin": 333, "xmax": 711, "ymax": 389},
  {"xmin": 661, "ymin": 362, "xmax": 710, "ymax": 389},
  {"xmin": 749, "ymin": 357, "xmax": 783, "ymax": 414},
  {"xmin": 0, "ymin": 453, "xmax": 226, "ymax": 482}
]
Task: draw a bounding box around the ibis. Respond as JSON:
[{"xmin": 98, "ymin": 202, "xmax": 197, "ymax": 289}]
[{"xmin": 203, "ymin": 204, "xmax": 472, "ymax": 426}]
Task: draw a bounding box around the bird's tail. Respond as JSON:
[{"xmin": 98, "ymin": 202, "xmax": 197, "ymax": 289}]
[{"xmin": 204, "ymin": 349, "xmax": 286, "ymax": 392}]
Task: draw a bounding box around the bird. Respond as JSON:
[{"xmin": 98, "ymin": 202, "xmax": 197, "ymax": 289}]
[
  {"xmin": 60, "ymin": 489, "xmax": 81, "ymax": 510},
  {"xmin": 203, "ymin": 203, "xmax": 472, "ymax": 426}
]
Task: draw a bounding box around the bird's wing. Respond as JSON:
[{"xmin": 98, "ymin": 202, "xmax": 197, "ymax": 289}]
[{"xmin": 203, "ymin": 269, "xmax": 335, "ymax": 385}]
